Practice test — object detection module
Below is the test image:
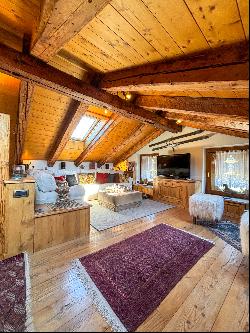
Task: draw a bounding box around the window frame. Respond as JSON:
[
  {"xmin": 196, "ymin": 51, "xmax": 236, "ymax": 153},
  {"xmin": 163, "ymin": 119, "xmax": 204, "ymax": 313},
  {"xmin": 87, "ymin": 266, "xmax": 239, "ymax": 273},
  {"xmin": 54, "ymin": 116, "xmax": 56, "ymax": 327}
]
[
  {"xmin": 205, "ymin": 145, "xmax": 249, "ymax": 199},
  {"xmin": 140, "ymin": 153, "xmax": 159, "ymax": 183}
]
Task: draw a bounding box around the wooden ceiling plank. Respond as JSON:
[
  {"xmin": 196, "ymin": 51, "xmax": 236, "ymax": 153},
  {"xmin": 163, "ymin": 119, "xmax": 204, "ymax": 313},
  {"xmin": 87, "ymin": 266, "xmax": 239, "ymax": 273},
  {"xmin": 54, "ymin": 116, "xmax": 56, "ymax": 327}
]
[
  {"xmin": 74, "ymin": 114, "xmax": 122, "ymax": 166},
  {"xmin": 0, "ymin": 43, "xmax": 181, "ymax": 132},
  {"xmin": 100, "ymin": 41, "xmax": 249, "ymax": 90},
  {"xmin": 114, "ymin": 129, "xmax": 163, "ymax": 164},
  {"xmin": 15, "ymin": 80, "xmax": 34, "ymax": 164},
  {"xmin": 111, "ymin": 0, "xmax": 183, "ymax": 59},
  {"xmin": 185, "ymin": 0, "xmax": 246, "ymax": 47},
  {"xmin": 237, "ymin": 0, "xmax": 249, "ymax": 39},
  {"xmin": 136, "ymin": 95, "xmax": 249, "ymax": 118},
  {"xmin": 97, "ymin": 4, "xmax": 162, "ymax": 63},
  {"xmin": 141, "ymin": 0, "xmax": 209, "ymax": 54},
  {"xmin": 47, "ymin": 101, "xmax": 88, "ymax": 166},
  {"xmin": 31, "ymin": 0, "xmax": 113, "ymax": 62}
]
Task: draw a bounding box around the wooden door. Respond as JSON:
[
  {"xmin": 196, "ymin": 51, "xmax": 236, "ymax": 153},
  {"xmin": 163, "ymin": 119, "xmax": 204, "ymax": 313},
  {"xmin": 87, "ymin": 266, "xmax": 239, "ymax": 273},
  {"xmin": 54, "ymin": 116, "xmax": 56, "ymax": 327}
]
[{"xmin": 0, "ymin": 114, "xmax": 10, "ymax": 258}]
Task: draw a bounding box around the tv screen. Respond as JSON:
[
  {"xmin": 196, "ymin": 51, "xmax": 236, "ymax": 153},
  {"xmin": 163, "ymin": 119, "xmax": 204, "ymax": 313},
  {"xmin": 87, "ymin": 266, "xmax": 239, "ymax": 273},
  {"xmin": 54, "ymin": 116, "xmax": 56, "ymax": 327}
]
[{"xmin": 157, "ymin": 153, "xmax": 190, "ymax": 179}]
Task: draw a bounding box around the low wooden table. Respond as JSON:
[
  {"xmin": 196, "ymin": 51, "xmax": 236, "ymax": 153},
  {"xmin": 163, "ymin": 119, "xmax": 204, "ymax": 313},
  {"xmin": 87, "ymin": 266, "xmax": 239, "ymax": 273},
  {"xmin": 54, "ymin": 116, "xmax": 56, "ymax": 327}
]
[{"xmin": 34, "ymin": 203, "xmax": 91, "ymax": 252}]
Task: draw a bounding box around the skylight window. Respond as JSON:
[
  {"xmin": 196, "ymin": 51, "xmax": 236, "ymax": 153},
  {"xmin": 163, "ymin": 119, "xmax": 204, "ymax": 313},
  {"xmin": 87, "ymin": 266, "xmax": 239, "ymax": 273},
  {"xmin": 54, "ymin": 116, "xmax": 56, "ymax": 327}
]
[{"xmin": 71, "ymin": 115, "xmax": 96, "ymax": 141}]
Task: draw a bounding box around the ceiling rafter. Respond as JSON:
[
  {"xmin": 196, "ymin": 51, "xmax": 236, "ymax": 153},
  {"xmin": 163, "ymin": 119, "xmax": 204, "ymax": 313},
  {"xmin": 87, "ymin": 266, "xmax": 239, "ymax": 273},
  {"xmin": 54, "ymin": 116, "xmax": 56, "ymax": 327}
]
[
  {"xmin": 75, "ymin": 114, "xmax": 122, "ymax": 166},
  {"xmin": 99, "ymin": 123, "xmax": 146, "ymax": 164},
  {"xmin": 31, "ymin": 0, "xmax": 113, "ymax": 63},
  {"xmin": 47, "ymin": 101, "xmax": 88, "ymax": 166},
  {"xmin": 136, "ymin": 95, "xmax": 249, "ymax": 118},
  {"xmin": 114, "ymin": 129, "xmax": 164, "ymax": 165},
  {"xmin": 0, "ymin": 43, "xmax": 181, "ymax": 133},
  {"xmin": 15, "ymin": 81, "xmax": 34, "ymax": 164},
  {"xmin": 99, "ymin": 41, "xmax": 249, "ymax": 93}
]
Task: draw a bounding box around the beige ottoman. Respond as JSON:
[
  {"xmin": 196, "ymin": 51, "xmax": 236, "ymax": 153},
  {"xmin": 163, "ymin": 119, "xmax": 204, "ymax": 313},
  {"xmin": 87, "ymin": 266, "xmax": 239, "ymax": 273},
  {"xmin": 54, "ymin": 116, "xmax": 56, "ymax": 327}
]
[
  {"xmin": 240, "ymin": 210, "xmax": 249, "ymax": 256},
  {"xmin": 98, "ymin": 190, "xmax": 143, "ymax": 212}
]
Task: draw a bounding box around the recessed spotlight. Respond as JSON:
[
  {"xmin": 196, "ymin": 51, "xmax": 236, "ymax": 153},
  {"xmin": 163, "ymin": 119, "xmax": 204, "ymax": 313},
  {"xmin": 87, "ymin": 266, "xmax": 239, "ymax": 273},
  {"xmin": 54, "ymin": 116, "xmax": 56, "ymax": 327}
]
[
  {"xmin": 176, "ymin": 119, "xmax": 182, "ymax": 124},
  {"xmin": 104, "ymin": 109, "xmax": 108, "ymax": 114}
]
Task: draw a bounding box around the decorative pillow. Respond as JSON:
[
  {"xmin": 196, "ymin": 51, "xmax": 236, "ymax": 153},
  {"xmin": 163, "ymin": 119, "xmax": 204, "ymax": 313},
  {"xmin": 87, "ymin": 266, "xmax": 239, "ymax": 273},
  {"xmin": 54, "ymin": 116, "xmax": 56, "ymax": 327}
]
[
  {"xmin": 78, "ymin": 173, "xmax": 95, "ymax": 184},
  {"xmin": 54, "ymin": 176, "xmax": 65, "ymax": 182},
  {"xmin": 119, "ymin": 173, "xmax": 129, "ymax": 183},
  {"xmin": 34, "ymin": 171, "xmax": 57, "ymax": 193},
  {"xmin": 66, "ymin": 174, "xmax": 79, "ymax": 187},
  {"xmin": 114, "ymin": 173, "xmax": 120, "ymax": 183},
  {"xmin": 96, "ymin": 173, "xmax": 109, "ymax": 184},
  {"xmin": 107, "ymin": 173, "xmax": 115, "ymax": 183}
]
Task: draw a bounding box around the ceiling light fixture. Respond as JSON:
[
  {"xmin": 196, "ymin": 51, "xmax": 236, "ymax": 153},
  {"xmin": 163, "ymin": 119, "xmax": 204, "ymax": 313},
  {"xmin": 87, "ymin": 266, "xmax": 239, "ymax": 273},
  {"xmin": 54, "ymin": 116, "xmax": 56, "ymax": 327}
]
[
  {"xmin": 176, "ymin": 119, "xmax": 182, "ymax": 124},
  {"xmin": 125, "ymin": 92, "xmax": 132, "ymax": 100}
]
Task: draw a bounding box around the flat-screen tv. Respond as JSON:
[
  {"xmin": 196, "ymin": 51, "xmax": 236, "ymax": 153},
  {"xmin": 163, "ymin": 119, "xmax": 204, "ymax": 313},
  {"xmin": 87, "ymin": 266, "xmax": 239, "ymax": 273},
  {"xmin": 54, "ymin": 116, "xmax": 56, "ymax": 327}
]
[{"xmin": 157, "ymin": 153, "xmax": 190, "ymax": 179}]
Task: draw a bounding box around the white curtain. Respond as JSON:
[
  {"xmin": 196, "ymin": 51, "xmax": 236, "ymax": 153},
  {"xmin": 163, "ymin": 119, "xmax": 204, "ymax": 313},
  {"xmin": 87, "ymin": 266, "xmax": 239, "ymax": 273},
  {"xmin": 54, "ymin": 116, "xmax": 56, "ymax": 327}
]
[
  {"xmin": 214, "ymin": 149, "xmax": 249, "ymax": 195},
  {"xmin": 141, "ymin": 156, "xmax": 157, "ymax": 181}
]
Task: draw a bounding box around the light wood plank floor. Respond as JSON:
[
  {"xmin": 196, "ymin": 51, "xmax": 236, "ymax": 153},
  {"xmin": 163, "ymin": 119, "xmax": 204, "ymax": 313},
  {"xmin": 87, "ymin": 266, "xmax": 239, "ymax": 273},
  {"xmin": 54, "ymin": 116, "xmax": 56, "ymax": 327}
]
[{"xmin": 29, "ymin": 207, "xmax": 249, "ymax": 332}]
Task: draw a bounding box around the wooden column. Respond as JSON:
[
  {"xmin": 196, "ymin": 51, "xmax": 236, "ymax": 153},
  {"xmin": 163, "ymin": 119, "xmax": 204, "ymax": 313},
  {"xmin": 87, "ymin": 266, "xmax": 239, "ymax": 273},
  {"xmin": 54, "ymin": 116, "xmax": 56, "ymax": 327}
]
[
  {"xmin": 15, "ymin": 81, "xmax": 34, "ymax": 164},
  {"xmin": 0, "ymin": 114, "xmax": 10, "ymax": 257}
]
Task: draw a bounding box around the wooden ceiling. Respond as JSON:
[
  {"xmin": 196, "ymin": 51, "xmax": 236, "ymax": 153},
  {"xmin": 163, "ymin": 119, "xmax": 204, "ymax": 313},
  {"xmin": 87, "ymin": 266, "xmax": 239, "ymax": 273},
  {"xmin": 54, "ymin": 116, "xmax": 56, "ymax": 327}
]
[{"xmin": 0, "ymin": 0, "xmax": 248, "ymax": 167}]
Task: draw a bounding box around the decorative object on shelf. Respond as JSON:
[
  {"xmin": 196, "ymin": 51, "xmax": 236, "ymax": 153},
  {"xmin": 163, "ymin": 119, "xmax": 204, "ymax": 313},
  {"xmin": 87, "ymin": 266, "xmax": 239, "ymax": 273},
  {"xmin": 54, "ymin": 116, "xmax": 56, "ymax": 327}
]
[
  {"xmin": 60, "ymin": 161, "xmax": 66, "ymax": 169},
  {"xmin": 89, "ymin": 162, "xmax": 96, "ymax": 169},
  {"xmin": 11, "ymin": 164, "xmax": 26, "ymax": 179},
  {"xmin": 55, "ymin": 179, "xmax": 70, "ymax": 205},
  {"xmin": 105, "ymin": 163, "xmax": 109, "ymax": 169}
]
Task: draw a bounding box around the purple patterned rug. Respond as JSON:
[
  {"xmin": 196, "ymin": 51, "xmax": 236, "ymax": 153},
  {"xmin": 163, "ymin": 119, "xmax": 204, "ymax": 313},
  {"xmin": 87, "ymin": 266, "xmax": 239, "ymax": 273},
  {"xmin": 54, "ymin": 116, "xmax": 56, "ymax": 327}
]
[
  {"xmin": 76, "ymin": 224, "xmax": 214, "ymax": 332},
  {"xmin": 0, "ymin": 253, "xmax": 32, "ymax": 332}
]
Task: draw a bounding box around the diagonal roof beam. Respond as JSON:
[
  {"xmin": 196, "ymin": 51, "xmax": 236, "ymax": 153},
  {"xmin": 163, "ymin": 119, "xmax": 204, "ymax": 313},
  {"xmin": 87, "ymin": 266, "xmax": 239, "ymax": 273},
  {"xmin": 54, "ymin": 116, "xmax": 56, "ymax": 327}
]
[
  {"xmin": 15, "ymin": 81, "xmax": 34, "ymax": 164},
  {"xmin": 47, "ymin": 101, "xmax": 88, "ymax": 166},
  {"xmin": 114, "ymin": 129, "xmax": 163, "ymax": 165},
  {"xmin": 31, "ymin": 0, "xmax": 113, "ymax": 62},
  {"xmin": 99, "ymin": 123, "xmax": 146, "ymax": 164},
  {"xmin": 75, "ymin": 114, "xmax": 122, "ymax": 166},
  {"xmin": 0, "ymin": 43, "xmax": 180, "ymax": 133}
]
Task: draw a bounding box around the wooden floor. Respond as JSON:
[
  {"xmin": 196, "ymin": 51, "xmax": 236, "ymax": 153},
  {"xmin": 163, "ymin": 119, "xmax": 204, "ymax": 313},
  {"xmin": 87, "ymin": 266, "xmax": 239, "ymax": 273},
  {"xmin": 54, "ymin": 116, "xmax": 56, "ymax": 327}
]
[{"xmin": 29, "ymin": 207, "xmax": 249, "ymax": 332}]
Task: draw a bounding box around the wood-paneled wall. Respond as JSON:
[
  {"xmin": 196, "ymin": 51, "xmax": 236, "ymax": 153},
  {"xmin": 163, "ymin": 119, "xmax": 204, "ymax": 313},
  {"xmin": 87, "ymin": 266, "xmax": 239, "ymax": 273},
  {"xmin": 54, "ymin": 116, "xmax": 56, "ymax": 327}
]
[{"xmin": 0, "ymin": 73, "xmax": 20, "ymax": 170}]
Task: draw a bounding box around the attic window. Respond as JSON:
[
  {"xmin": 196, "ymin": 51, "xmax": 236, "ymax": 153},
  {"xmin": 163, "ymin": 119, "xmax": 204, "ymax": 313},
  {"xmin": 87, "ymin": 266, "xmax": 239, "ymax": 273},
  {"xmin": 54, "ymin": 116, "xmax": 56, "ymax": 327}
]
[{"xmin": 71, "ymin": 115, "xmax": 96, "ymax": 141}]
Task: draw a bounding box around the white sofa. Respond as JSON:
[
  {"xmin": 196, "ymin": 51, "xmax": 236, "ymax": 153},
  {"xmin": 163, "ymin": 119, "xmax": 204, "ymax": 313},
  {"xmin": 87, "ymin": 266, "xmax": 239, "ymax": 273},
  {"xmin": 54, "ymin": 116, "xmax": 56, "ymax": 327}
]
[
  {"xmin": 31, "ymin": 169, "xmax": 132, "ymax": 204},
  {"xmin": 31, "ymin": 170, "xmax": 85, "ymax": 204}
]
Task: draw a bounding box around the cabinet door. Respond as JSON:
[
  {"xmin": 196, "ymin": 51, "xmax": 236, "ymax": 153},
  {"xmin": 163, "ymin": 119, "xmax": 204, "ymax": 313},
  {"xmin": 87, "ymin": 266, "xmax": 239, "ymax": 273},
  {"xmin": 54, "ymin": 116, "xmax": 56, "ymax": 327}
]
[
  {"xmin": 158, "ymin": 183, "xmax": 184, "ymax": 207},
  {"xmin": 4, "ymin": 183, "xmax": 35, "ymax": 258}
]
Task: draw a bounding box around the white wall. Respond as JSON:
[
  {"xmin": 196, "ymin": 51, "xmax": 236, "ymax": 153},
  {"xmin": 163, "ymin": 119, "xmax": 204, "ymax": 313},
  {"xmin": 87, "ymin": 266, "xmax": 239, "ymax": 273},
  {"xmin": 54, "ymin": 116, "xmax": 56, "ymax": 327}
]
[
  {"xmin": 22, "ymin": 160, "xmax": 118, "ymax": 176},
  {"xmin": 128, "ymin": 127, "xmax": 249, "ymax": 191}
]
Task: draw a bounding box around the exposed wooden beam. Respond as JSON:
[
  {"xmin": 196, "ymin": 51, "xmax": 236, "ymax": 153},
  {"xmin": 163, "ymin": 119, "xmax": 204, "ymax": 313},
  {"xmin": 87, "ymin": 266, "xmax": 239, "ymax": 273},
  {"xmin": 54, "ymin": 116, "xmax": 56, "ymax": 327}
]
[
  {"xmin": 100, "ymin": 123, "xmax": 146, "ymax": 164},
  {"xmin": 0, "ymin": 43, "xmax": 180, "ymax": 133},
  {"xmin": 114, "ymin": 129, "xmax": 163, "ymax": 165},
  {"xmin": 15, "ymin": 81, "xmax": 34, "ymax": 164},
  {"xmin": 31, "ymin": 0, "xmax": 112, "ymax": 62},
  {"xmin": 158, "ymin": 109, "xmax": 248, "ymax": 138},
  {"xmin": 136, "ymin": 96, "xmax": 249, "ymax": 118},
  {"xmin": 47, "ymin": 101, "xmax": 88, "ymax": 166},
  {"xmin": 75, "ymin": 115, "xmax": 122, "ymax": 166},
  {"xmin": 100, "ymin": 42, "xmax": 249, "ymax": 92}
]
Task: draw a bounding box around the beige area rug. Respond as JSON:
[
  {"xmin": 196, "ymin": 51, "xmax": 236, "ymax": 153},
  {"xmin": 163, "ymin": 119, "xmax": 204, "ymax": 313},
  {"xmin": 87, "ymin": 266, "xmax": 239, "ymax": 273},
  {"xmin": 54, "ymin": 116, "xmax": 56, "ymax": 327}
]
[{"xmin": 90, "ymin": 199, "xmax": 174, "ymax": 231}]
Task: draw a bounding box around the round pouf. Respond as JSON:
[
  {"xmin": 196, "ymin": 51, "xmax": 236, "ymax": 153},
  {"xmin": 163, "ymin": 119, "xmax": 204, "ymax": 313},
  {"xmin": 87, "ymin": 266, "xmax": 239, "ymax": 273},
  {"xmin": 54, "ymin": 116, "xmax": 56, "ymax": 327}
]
[
  {"xmin": 240, "ymin": 210, "xmax": 249, "ymax": 256},
  {"xmin": 189, "ymin": 193, "xmax": 224, "ymax": 224}
]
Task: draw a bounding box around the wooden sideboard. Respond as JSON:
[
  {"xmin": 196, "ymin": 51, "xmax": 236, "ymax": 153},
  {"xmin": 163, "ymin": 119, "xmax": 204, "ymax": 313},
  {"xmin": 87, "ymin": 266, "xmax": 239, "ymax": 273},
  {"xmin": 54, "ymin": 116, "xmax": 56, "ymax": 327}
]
[
  {"xmin": 1, "ymin": 177, "xmax": 91, "ymax": 259},
  {"xmin": 223, "ymin": 198, "xmax": 249, "ymax": 223},
  {"xmin": 153, "ymin": 178, "xmax": 196, "ymax": 209}
]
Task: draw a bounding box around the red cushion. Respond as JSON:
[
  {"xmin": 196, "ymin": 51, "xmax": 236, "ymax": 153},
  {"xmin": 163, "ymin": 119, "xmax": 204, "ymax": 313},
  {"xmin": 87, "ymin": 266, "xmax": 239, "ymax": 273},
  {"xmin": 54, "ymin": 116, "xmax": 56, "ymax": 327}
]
[
  {"xmin": 96, "ymin": 173, "xmax": 108, "ymax": 184},
  {"xmin": 54, "ymin": 176, "xmax": 65, "ymax": 182}
]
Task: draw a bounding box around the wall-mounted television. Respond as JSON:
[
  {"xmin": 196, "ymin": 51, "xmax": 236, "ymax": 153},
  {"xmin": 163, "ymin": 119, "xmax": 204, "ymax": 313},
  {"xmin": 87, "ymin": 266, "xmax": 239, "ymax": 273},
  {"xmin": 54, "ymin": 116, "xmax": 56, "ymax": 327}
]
[{"xmin": 157, "ymin": 153, "xmax": 190, "ymax": 179}]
